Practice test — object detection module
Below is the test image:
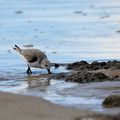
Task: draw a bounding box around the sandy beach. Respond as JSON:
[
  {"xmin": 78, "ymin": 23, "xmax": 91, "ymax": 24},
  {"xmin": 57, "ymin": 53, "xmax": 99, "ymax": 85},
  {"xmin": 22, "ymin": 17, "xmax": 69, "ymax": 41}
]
[
  {"xmin": 0, "ymin": 92, "xmax": 93, "ymax": 120},
  {"xmin": 0, "ymin": 91, "xmax": 120, "ymax": 120},
  {"xmin": 0, "ymin": 0, "xmax": 120, "ymax": 119}
]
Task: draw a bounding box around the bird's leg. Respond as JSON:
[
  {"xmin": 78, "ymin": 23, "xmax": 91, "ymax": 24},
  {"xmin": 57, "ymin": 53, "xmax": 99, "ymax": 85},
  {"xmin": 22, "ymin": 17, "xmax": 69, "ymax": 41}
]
[
  {"xmin": 26, "ymin": 65, "xmax": 32, "ymax": 74},
  {"xmin": 47, "ymin": 69, "xmax": 51, "ymax": 74}
]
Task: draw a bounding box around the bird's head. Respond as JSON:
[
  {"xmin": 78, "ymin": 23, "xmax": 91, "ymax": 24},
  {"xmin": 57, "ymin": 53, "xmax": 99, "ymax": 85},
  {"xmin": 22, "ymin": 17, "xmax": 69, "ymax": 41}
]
[{"xmin": 40, "ymin": 58, "xmax": 51, "ymax": 74}]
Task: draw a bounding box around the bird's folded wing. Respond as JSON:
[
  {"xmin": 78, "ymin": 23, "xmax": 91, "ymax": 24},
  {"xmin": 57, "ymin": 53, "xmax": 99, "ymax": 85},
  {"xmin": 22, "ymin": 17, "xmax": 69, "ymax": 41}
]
[
  {"xmin": 25, "ymin": 54, "xmax": 38, "ymax": 63},
  {"xmin": 21, "ymin": 49, "xmax": 46, "ymax": 63},
  {"xmin": 21, "ymin": 51, "xmax": 38, "ymax": 63},
  {"xmin": 27, "ymin": 55, "xmax": 38, "ymax": 63}
]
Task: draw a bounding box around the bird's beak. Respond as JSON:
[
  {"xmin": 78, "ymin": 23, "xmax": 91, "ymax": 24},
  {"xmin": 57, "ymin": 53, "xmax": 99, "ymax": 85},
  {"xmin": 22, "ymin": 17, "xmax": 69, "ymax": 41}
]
[{"xmin": 47, "ymin": 69, "xmax": 51, "ymax": 74}]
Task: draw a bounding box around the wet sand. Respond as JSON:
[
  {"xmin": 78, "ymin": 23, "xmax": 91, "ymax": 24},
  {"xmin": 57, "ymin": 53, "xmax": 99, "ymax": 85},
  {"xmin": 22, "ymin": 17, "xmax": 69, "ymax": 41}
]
[
  {"xmin": 0, "ymin": 92, "xmax": 92, "ymax": 120},
  {"xmin": 0, "ymin": 91, "xmax": 120, "ymax": 120}
]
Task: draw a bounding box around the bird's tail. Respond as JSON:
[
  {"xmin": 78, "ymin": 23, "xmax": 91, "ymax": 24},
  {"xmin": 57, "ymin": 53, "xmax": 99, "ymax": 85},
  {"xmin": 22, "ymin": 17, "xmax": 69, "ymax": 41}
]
[{"xmin": 13, "ymin": 45, "xmax": 22, "ymax": 53}]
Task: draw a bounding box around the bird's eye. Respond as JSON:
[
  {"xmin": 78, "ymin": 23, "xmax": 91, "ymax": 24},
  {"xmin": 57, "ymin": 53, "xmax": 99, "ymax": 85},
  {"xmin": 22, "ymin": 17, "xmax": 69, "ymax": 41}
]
[{"xmin": 45, "ymin": 64, "xmax": 47, "ymax": 67}]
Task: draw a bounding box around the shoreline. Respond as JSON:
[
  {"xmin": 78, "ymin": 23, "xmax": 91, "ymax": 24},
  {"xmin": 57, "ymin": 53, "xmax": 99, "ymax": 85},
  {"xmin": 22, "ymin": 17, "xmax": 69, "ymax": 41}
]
[
  {"xmin": 0, "ymin": 91, "xmax": 93, "ymax": 120},
  {"xmin": 0, "ymin": 91, "xmax": 120, "ymax": 120}
]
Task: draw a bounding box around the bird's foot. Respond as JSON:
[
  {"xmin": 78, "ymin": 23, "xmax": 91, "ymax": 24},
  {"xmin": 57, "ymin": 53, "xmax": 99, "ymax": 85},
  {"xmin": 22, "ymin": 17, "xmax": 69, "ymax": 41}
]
[
  {"xmin": 26, "ymin": 67, "xmax": 32, "ymax": 74},
  {"xmin": 26, "ymin": 70, "xmax": 32, "ymax": 74}
]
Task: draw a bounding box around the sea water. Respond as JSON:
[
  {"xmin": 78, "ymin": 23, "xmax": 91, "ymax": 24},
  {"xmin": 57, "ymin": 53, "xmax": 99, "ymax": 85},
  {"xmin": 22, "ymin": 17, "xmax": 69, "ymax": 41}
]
[{"xmin": 0, "ymin": 0, "xmax": 120, "ymax": 114}]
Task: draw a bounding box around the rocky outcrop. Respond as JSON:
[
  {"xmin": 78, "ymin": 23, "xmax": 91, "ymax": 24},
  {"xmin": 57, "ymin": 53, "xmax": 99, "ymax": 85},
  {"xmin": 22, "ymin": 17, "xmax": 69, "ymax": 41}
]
[
  {"xmin": 50, "ymin": 60, "xmax": 120, "ymax": 83},
  {"xmin": 65, "ymin": 71, "xmax": 110, "ymax": 83},
  {"xmin": 67, "ymin": 60, "xmax": 120, "ymax": 70}
]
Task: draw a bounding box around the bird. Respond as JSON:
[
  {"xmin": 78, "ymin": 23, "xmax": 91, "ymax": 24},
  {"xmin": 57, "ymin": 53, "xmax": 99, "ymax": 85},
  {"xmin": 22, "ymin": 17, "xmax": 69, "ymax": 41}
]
[{"xmin": 13, "ymin": 45, "xmax": 51, "ymax": 74}]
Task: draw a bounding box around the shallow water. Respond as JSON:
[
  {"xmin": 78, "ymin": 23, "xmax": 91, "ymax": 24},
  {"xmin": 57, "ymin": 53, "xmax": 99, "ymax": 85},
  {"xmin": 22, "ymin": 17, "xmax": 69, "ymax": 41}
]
[
  {"xmin": 0, "ymin": 66, "xmax": 120, "ymax": 114},
  {"xmin": 0, "ymin": 0, "xmax": 120, "ymax": 114}
]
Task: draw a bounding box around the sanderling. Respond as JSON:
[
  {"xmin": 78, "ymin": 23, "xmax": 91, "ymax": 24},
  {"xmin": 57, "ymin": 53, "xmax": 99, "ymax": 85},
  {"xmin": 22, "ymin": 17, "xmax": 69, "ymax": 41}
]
[{"xmin": 13, "ymin": 45, "xmax": 51, "ymax": 74}]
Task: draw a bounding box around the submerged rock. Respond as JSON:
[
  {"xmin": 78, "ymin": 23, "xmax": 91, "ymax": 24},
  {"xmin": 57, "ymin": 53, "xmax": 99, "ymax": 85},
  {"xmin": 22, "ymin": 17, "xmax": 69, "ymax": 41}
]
[
  {"xmin": 50, "ymin": 73, "xmax": 67, "ymax": 80},
  {"xmin": 15, "ymin": 11, "xmax": 23, "ymax": 14},
  {"xmin": 103, "ymin": 95, "xmax": 120, "ymax": 108}
]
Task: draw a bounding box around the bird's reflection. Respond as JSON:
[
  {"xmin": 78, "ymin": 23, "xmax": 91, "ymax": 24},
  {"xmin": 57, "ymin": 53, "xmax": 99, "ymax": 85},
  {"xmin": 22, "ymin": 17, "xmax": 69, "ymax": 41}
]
[{"xmin": 26, "ymin": 73, "xmax": 51, "ymax": 89}]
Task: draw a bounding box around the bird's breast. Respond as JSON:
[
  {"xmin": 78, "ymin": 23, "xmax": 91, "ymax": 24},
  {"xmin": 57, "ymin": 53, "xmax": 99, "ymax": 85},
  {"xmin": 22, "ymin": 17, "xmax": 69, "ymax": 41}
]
[{"xmin": 28, "ymin": 61, "xmax": 41, "ymax": 68}]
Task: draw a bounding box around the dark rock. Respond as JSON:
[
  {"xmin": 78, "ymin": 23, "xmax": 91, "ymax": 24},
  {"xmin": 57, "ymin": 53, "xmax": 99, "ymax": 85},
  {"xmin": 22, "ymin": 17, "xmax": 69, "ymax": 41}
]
[
  {"xmin": 65, "ymin": 71, "xmax": 110, "ymax": 83},
  {"xmin": 106, "ymin": 60, "xmax": 120, "ymax": 69},
  {"xmin": 54, "ymin": 63, "xmax": 59, "ymax": 68},
  {"xmin": 50, "ymin": 60, "xmax": 120, "ymax": 83},
  {"xmin": 67, "ymin": 60, "xmax": 120, "ymax": 71},
  {"xmin": 65, "ymin": 70, "xmax": 88, "ymax": 83},
  {"xmin": 67, "ymin": 61, "xmax": 89, "ymax": 70},
  {"xmin": 90, "ymin": 61, "xmax": 108, "ymax": 70},
  {"xmin": 89, "ymin": 72, "xmax": 110, "ymax": 81},
  {"xmin": 103, "ymin": 95, "xmax": 120, "ymax": 108}
]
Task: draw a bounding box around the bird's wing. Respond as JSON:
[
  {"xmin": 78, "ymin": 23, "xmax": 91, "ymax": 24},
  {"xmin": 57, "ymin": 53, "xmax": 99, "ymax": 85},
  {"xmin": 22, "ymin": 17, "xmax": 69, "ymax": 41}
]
[
  {"xmin": 21, "ymin": 49, "xmax": 38, "ymax": 63},
  {"xmin": 21, "ymin": 49, "xmax": 46, "ymax": 63},
  {"xmin": 27, "ymin": 55, "xmax": 38, "ymax": 63}
]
